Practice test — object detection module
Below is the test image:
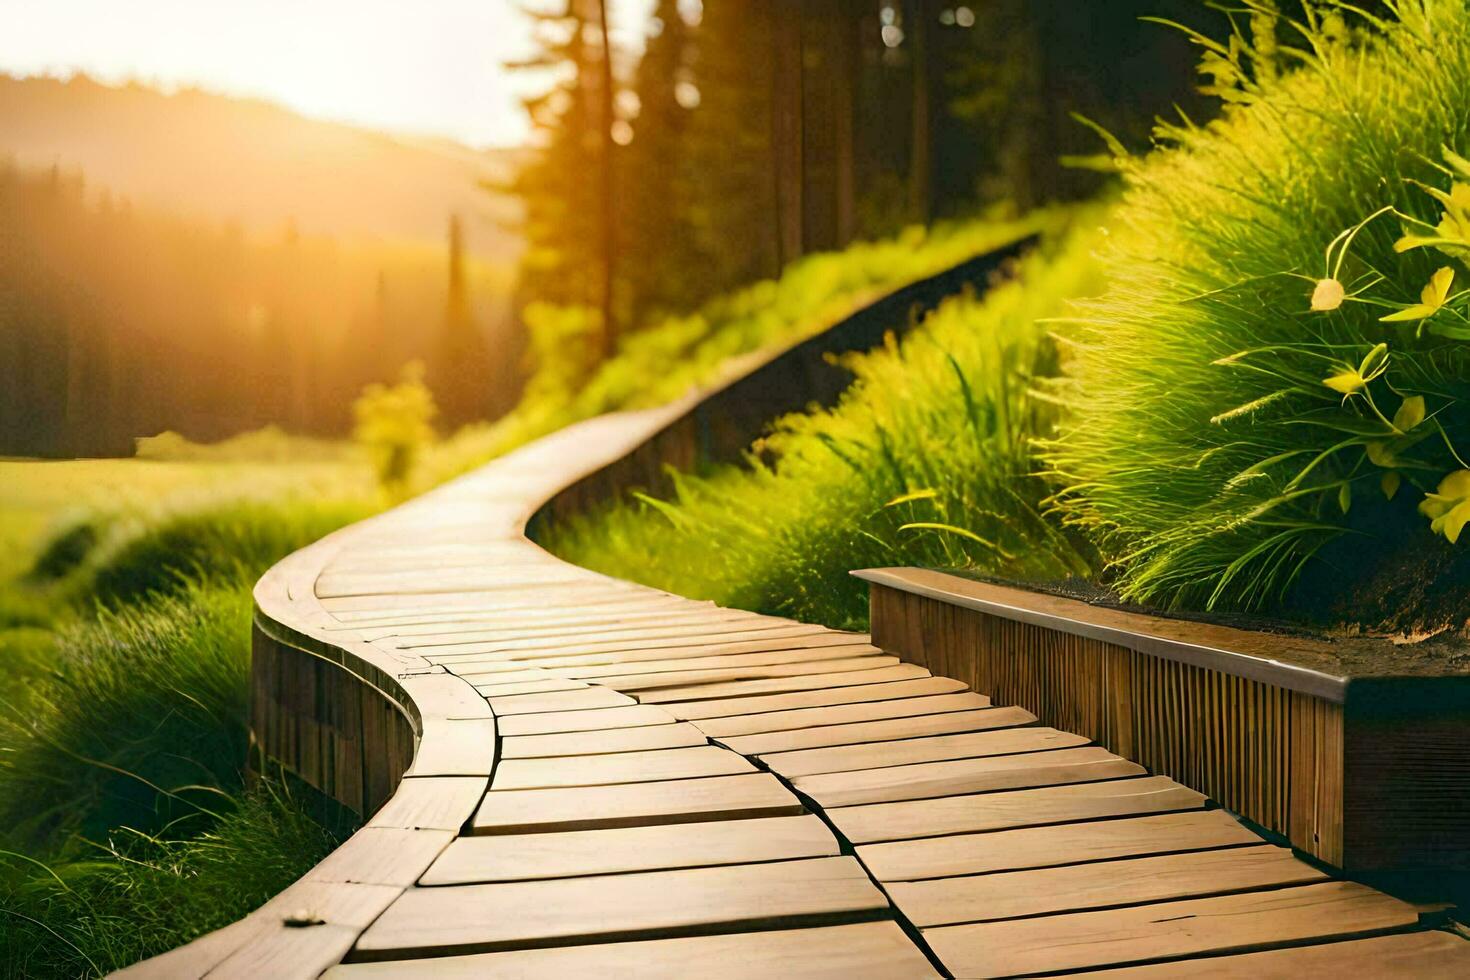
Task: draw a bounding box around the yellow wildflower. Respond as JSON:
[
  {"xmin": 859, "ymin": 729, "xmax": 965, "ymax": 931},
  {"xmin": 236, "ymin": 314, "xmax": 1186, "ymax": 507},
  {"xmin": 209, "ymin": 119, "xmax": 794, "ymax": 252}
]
[
  {"xmin": 1420, "ymin": 470, "xmax": 1470, "ymax": 544},
  {"xmin": 1380, "ymin": 267, "xmax": 1454, "ymax": 322}
]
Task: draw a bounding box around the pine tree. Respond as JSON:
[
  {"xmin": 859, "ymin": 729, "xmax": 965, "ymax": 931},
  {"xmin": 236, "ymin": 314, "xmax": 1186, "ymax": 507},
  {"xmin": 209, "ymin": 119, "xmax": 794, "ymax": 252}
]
[
  {"xmin": 433, "ymin": 214, "xmax": 494, "ymax": 429},
  {"xmin": 620, "ymin": 0, "xmax": 702, "ymax": 321},
  {"xmin": 506, "ymin": 0, "xmax": 621, "ymax": 357}
]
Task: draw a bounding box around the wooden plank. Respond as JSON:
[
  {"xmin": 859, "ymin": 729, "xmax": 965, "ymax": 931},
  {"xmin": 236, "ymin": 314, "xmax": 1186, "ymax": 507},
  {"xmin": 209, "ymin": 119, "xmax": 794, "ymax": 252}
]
[
  {"xmin": 326, "ymin": 921, "xmax": 939, "ymax": 978},
  {"xmin": 562, "ymin": 644, "xmax": 886, "ymax": 679},
  {"xmin": 764, "ymin": 726, "xmax": 1090, "ymax": 778},
  {"xmin": 403, "ymin": 719, "xmax": 497, "ymax": 777},
  {"xmin": 502, "ymin": 722, "xmax": 708, "ymax": 758},
  {"xmin": 696, "ymin": 692, "xmax": 991, "ymax": 738},
  {"xmin": 924, "ymin": 881, "xmax": 1421, "ymax": 978},
  {"xmin": 794, "ymin": 747, "xmax": 1144, "ymax": 807},
  {"xmin": 332, "ymin": 595, "xmax": 689, "ymax": 631},
  {"xmin": 425, "ymin": 624, "xmax": 834, "ymax": 659},
  {"xmin": 421, "ymin": 814, "xmax": 839, "ymax": 884},
  {"xmin": 829, "ymin": 776, "xmax": 1207, "ymax": 844},
  {"xmin": 207, "ymin": 882, "xmax": 403, "ymax": 980},
  {"xmin": 594, "ymin": 656, "xmax": 900, "ymax": 693},
  {"xmin": 320, "ymin": 583, "xmax": 641, "ymax": 613},
  {"xmin": 859, "ymin": 810, "xmax": 1267, "ymax": 881},
  {"xmin": 114, "ymin": 880, "xmax": 398, "ymax": 980},
  {"xmin": 400, "ymin": 618, "xmax": 819, "ymax": 651},
  {"xmin": 1067, "ymin": 931, "xmax": 1470, "ymax": 978},
  {"xmin": 393, "ymin": 610, "xmax": 785, "ymax": 644},
  {"xmin": 638, "ymin": 664, "xmax": 930, "ymax": 704},
  {"xmin": 668, "ymin": 677, "xmax": 970, "ymax": 721},
  {"xmin": 891, "ymin": 844, "xmax": 1326, "ymax": 927},
  {"xmin": 484, "ymin": 686, "xmax": 635, "ymax": 716},
  {"xmin": 721, "ymin": 706, "xmax": 1036, "ymax": 756},
  {"xmin": 496, "ymin": 704, "xmax": 675, "ymax": 736},
  {"xmin": 470, "ymin": 676, "xmax": 586, "ymax": 697},
  {"xmin": 368, "ymin": 777, "xmax": 486, "ymax": 832},
  {"xmin": 491, "ymin": 746, "xmax": 755, "ymax": 790},
  {"xmin": 304, "ymin": 828, "xmax": 456, "ymax": 887},
  {"xmin": 470, "ymin": 773, "xmax": 801, "ymax": 835},
  {"xmin": 351, "ymin": 857, "xmax": 891, "ymax": 960},
  {"xmin": 449, "ymin": 633, "xmax": 874, "ymax": 671}
]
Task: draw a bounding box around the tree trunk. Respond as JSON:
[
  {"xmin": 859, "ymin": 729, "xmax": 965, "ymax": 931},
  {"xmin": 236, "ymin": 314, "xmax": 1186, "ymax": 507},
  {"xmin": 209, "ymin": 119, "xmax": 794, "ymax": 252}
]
[
  {"xmin": 596, "ymin": 0, "xmax": 617, "ymax": 357},
  {"xmin": 770, "ymin": 0, "xmax": 805, "ymax": 268}
]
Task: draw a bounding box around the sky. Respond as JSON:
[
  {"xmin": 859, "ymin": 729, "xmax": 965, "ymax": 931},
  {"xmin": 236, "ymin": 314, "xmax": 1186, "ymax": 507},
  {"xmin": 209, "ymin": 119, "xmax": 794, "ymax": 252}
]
[{"xmin": 0, "ymin": 0, "xmax": 654, "ymax": 148}]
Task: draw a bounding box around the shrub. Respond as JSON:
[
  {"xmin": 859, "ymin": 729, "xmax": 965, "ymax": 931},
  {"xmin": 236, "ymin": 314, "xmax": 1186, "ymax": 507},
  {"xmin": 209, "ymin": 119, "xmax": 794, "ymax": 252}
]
[
  {"xmin": 351, "ymin": 361, "xmax": 438, "ymax": 492},
  {"xmin": 542, "ymin": 222, "xmax": 1102, "ymax": 628},
  {"xmin": 1044, "ymin": 0, "xmax": 1470, "ymax": 615}
]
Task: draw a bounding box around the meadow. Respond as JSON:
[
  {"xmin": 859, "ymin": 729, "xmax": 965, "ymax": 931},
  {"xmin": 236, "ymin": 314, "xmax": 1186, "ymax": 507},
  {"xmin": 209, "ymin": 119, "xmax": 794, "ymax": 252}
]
[{"xmin": 0, "ymin": 444, "xmax": 375, "ymax": 975}]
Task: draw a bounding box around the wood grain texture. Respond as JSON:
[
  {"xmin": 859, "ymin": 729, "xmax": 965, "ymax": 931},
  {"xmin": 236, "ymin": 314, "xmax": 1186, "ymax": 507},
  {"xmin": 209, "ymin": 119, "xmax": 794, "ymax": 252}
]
[
  {"xmin": 923, "ymin": 881, "xmax": 1420, "ymax": 977},
  {"xmin": 863, "ymin": 580, "xmax": 1420, "ymax": 869},
  {"xmin": 763, "ymin": 726, "xmax": 1089, "ymax": 778},
  {"xmin": 324, "ymin": 921, "xmax": 940, "ymax": 979},
  {"xmin": 367, "ymin": 777, "xmax": 487, "ymax": 832},
  {"xmin": 421, "ymin": 815, "xmax": 839, "ymax": 884},
  {"xmin": 471, "ymin": 773, "xmax": 802, "ymax": 835},
  {"xmin": 695, "ymin": 692, "xmax": 991, "ymax": 738},
  {"xmin": 500, "ymin": 722, "xmax": 708, "ymax": 758},
  {"xmin": 352, "ymin": 857, "xmax": 891, "ymax": 960},
  {"xmin": 496, "ymin": 703, "xmax": 675, "ymax": 736},
  {"xmin": 490, "ymin": 746, "xmax": 755, "ymax": 789},
  {"xmin": 857, "ymin": 810, "xmax": 1265, "ymax": 881},
  {"xmin": 829, "ymin": 776, "xmax": 1206, "ymax": 844},
  {"xmin": 304, "ymin": 829, "xmax": 456, "ymax": 888},
  {"xmin": 666, "ymin": 677, "xmax": 970, "ymax": 720},
  {"xmin": 638, "ymin": 664, "xmax": 931, "ymax": 704},
  {"xmin": 1066, "ymin": 931, "xmax": 1470, "ymax": 978},
  {"xmin": 793, "ymin": 747, "xmax": 1144, "ymax": 807},
  {"xmin": 719, "ymin": 706, "xmax": 1036, "ymax": 756},
  {"xmin": 889, "ymin": 845, "xmax": 1326, "ymax": 926}
]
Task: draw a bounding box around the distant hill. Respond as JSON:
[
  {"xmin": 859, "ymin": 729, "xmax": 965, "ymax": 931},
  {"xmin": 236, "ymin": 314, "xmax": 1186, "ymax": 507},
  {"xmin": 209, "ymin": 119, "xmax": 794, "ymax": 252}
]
[{"xmin": 0, "ymin": 73, "xmax": 522, "ymax": 260}]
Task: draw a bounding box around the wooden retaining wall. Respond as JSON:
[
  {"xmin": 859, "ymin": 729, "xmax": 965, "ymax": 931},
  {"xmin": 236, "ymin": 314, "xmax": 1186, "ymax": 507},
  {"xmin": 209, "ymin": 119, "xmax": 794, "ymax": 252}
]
[
  {"xmin": 858, "ymin": 567, "xmax": 1470, "ymax": 873},
  {"xmin": 538, "ymin": 237, "xmax": 1032, "ymax": 526},
  {"xmin": 250, "ymin": 615, "xmax": 416, "ymax": 817}
]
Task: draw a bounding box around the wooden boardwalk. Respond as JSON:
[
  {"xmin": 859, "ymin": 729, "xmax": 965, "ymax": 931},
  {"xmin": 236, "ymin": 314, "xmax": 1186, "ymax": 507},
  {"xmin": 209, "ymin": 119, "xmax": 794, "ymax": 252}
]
[{"xmin": 121, "ymin": 395, "xmax": 1470, "ymax": 978}]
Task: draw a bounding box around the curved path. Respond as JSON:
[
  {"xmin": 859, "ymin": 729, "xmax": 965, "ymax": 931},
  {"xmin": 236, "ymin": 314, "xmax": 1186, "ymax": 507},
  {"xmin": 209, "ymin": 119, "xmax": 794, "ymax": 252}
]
[
  {"xmin": 123, "ymin": 298, "xmax": 1470, "ymax": 977},
  {"xmin": 124, "ymin": 398, "xmax": 1470, "ymax": 978}
]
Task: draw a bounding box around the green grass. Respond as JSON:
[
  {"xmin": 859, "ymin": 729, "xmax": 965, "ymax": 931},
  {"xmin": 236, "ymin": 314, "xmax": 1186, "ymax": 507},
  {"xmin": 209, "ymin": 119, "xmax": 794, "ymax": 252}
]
[
  {"xmin": 0, "ymin": 452, "xmax": 374, "ymax": 975},
  {"xmin": 1044, "ymin": 0, "xmax": 1470, "ymax": 613},
  {"xmin": 541, "ymin": 220, "xmax": 1103, "ymax": 628},
  {"xmin": 0, "ymin": 455, "xmax": 374, "ymax": 582},
  {"xmin": 0, "ymin": 780, "xmax": 349, "ymax": 979},
  {"xmin": 426, "ymin": 212, "xmax": 1050, "ymax": 485}
]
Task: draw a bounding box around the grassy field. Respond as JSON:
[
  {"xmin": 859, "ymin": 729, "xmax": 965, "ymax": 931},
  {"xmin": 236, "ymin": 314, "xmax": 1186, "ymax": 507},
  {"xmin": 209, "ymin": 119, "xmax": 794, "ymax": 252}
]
[
  {"xmin": 0, "ymin": 456, "xmax": 373, "ymax": 580},
  {"xmin": 0, "ymin": 447, "xmax": 374, "ymax": 976}
]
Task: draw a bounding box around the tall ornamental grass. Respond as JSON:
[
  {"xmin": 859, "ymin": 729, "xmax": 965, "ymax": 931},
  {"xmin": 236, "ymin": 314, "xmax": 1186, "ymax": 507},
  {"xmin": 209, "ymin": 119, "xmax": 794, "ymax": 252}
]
[
  {"xmin": 1045, "ymin": 0, "xmax": 1470, "ymax": 611},
  {"xmin": 542, "ymin": 223, "xmax": 1102, "ymax": 628}
]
